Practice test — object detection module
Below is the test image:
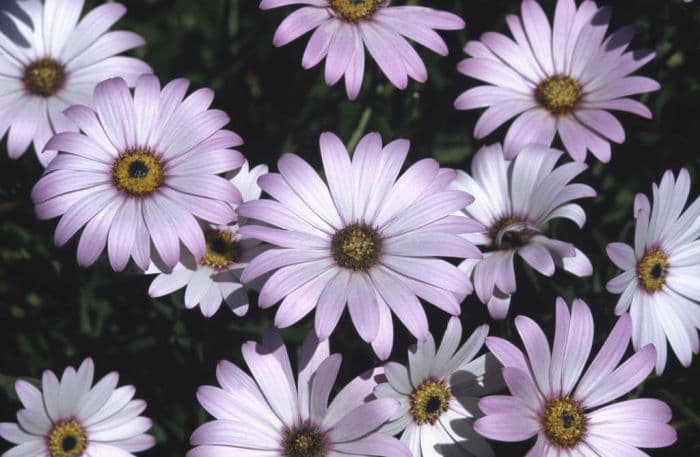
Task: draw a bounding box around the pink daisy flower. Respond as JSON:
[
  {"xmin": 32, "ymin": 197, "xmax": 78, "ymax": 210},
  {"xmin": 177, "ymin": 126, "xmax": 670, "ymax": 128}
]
[
  {"xmin": 606, "ymin": 169, "xmax": 700, "ymax": 374},
  {"xmin": 188, "ymin": 329, "xmax": 411, "ymax": 457},
  {"xmin": 239, "ymin": 131, "xmax": 482, "ymax": 359},
  {"xmin": 0, "ymin": 358, "xmax": 155, "ymax": 457},
  {"xmin": 374, "ymin": 317, "xmax": 502, "ymax": 457},
  {"xmin": 146, "ymin": 161, "xmax": 269, "ymax": 318},
  {"xmin": 454, "ymin": 0, "xmax": 659, "ymax": 162},
  {"xmin": 0, "ymin": 0, "xmax": 151, "ymax": 166},
  {"xmin": 474, "ymin": 298, "xmax": 677, "ymax": 456},
  {"xmin": 452, "ymin": 143, "xmax": 594, "ymax": 319},
  {"xmin": 261, "ymin": 0, "xmax": 464, "ymax": 100},
  {"xmin": 31, "ymin": 75, "xmax": 245, "ymax": 272}
]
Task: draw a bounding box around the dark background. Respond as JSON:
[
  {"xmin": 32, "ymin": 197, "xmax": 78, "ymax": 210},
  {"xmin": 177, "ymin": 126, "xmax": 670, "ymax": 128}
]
[{"xmin": 1, "ymin": 0, "xmax": 699, "ymax": 455}]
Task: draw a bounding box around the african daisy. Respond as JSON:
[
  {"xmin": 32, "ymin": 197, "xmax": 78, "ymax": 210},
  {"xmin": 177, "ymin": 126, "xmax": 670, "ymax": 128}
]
[
  {"xmin": 0, "ymin": 0, "xmax": 151, "ymax": 166},
  {"xmin": 452, "ymin": 143, "xmax": 594, "ymax": 319},
  {"xmin": 0, "ymin": 358, "xmax": 155, "ymax": 457},
  {"xmin": 238, "ymin": 131, "xmax": 482, "ymax": 359},
  {"xmin": 606, "ymin": 169, "xmax": 700, "ymax": 374},
  {"xmin": 474, "ymin": 298, "xmax": 677, "ymax": 456},
  {"xmin": 455, "ymin": 0, "xmax": 659, "ymax": 162},
  {"xmin": 260, "ymin": 0, "xmax": 465, "ymax": 100},
  {"xmin": 374, "ymin": 317, "xmax": 502, "ymax": 457},
  {"xmin": 188, "ymin": 329, "xmax": 410, "ymax": 457},
  {"xmin": 31, "ymin": 75, "xmax": 245, "ymax": 272},
  {"xmin": 146, "ymin": 161, "xmax": 269, "ymax": 317}
]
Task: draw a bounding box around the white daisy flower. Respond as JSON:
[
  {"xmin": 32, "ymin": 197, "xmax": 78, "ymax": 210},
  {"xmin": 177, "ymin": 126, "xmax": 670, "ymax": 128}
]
[
  {"xmin": 146, "ymin": 161, "xmax": 269, "ymax": 317},
  {"xmin": 452, "ymin": 143, "xmax": 594, "ymax": 319},
  {"xmin": 606, "ymin": 168, "xmax": 700, "ymax": 374},
  {"xmin": 0, "ymin": 358, "xmax": 155, "ymax": 457},
  {"xmin": 374, "ymin": 317, "xmax": 503, "ymax": 457},
  {"xmin": 0, "ymin": 0, "xmax": 151, "ymax": 165}
]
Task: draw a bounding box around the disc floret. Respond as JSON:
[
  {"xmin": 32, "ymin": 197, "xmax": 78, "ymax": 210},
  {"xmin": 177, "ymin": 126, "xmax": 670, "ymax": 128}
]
[
  {"xmin": 410, "ymin": 379, "xmax": 452, "ymax": 425},
  {"xmin": 23, "ymin": 58, "xmax": 66, "ymax": 97},
  {"xmin": 331, "ymin": 224, "xmax": 381, "ymax": 271},
  {"xmin": 636, "ymin": 249, "xmax": 670, "ymax": 293},
  {"xmin": 202, "ymin": 230, "xmax": 240, "ymax": 269},
  {"xmin": 48, "ymin": 420, "xmax": 88, "ymax": 457},
  {"xmin": 282, "ymin": 422, "xmax": 328, "ymax": 457},
  {"xmin": 535, "ymin": 76, "xmax": 583, "ymax": 115},
  {"xmin": 112, "ymin": 150, "xmax": 165, "ymax": 196},
  {"xmin": 542, "ymin": 396, "xmax": 587, "ymax": 448},
  {"xmin": 329, "ymin": 0, "xmax": 383, "ymax": 21}
]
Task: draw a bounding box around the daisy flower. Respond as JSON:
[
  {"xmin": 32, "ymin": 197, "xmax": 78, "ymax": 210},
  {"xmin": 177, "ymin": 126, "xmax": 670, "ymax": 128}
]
[
  {"xmin": 474, "ymin": 298, "xmax": 677, "ymax": 456},
  {"xmin": 606, "ymin": 169, "xmax": 700, "ymax": 374},
  {"xmin": 374, "ymin": 317, "xmax": 502, "ymax": 457},
  {"xmin": 0, "ymin": 358, "xmax": 155, "ymax": 457},
  {"xmin": 454, "ymin": 0, "xmax": 659, "ymax": 162},
  {"xmin": 452, "ymin": 143, "xmax": 594, "ymax": 319},
  {"xmin": 238, "ymin": 131, "xmax": 482, "ymax": 359},
  {"xmin": 0, "ymin": 0, "xmax": 151, "ymax": 166},
  {"xmin": 31, "ymin": 75, "xmax": 245, "ymax": 272},
  {"xmin": 146, "ymin": 161, "xmax": 269, "ymax": 318},
  {"xmin": 260, "ymin": 0, "xmax": 464, "ymax": 100},
  {"xmin": 188, "ymin": 329, "xmax": 411, "ymax": 457}
]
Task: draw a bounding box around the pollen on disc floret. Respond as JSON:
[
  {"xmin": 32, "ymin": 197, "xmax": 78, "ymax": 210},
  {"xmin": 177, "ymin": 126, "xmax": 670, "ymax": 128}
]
[
  {"xmin": 112, "ymin": 149, "xmax": 165, "ymax": 197},
  {"xmin": 328, "ymin": 0, "xmax": 384, "ymax": 21}
]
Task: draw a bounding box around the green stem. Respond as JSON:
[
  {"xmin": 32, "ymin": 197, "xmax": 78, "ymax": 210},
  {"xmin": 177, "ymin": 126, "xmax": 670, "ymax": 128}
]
[
  {"xmin": 658, "ymin": 388, "xmax": 700, "ymax": 430},
  {"xmin": 346, "ymin": 107, "xmax": 372, "ymax": 153},
  {"xmin": 0, "ymin": 372, "xmax": 17, "ymax": 398}
]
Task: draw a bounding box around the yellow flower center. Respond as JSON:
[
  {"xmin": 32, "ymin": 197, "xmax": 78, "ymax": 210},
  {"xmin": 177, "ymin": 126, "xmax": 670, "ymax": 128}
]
[
  {"xmin": 331, "ymin": 224, "xmax": 381, "ymax": 271},
  {"xmin": 112, "ymin": 150, "xmax": 165, "ymax": 197},
  {"xmin": 23, "ymin": 58, "xmax": 66, "ymax": 97},
  {"xmin": 328, "ymin": 0, "xmax": 383, "ymax": 21},
  {"xmin": 410, "ymin": 379, "xmax": 452, "ymax": 425},
  {"xmin": 48, "ymin": 420, "xmax": 88, "ymax": 457},
  {"xmin": 535, "ymin": 76, "xmax": 582, "ymax": 115},
  {"xmin": 542, "ymin": 397, "xmax": 587, "ymax": 448},
  {"xmin": 283, "ymin": 423, "xmax": 327, "ymax": 457},
  {"xmin": 202, "ymin": 230, "xmax": 240, "ymax": 269},
  {"xmin": 489, "ymin": 216, "xmax": 536, "ymax": 250},
  {"xmin": 636, "ymin": 249, "xmax": 669, "ymax": 293}
]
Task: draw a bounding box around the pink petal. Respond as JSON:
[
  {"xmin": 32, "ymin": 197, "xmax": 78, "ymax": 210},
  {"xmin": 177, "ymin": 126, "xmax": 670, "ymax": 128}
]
[
  {"xmin": 314, "ymin": 270, "xmax": 351, "ymax": 340},
  {"xmin": 515, "ymin": 316, "xmax": 552, "ymax": 396},
  {"xmin": 272, "ymin": 6, "xmax": 329, "ymax": 47},
  {"xmin": 580, "ymin": 345, "xmax": 656, "ymax": 409},
  {"xmin": 309, "ymin": 354, "xmax": 342, "ymax": 423},
  {"xmin": 473, "ymin": 413, "xmax": 539, "ymax": 442},
  {"xmin": 501, "ymin": 367, "xmax": 543, "ymax": 413},
  {"xmin": 241, "ymin": 330, "xmax": 298, "ymax": 426},
  {"xmin": 575, "ymin": 314, "xmax": 631, "ymax": 404}
]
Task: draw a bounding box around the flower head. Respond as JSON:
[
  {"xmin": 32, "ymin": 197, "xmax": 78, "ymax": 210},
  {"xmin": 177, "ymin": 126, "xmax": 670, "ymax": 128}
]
[
  {"xmin": 260, "ymin": 0, "xmax": 464, "ymax": 100},
  {"xmin": 146, "ymin": 161, "xmax": 269, "ymax": 317},
  {"xmin": 0, "ymin": 0, "xmax": 151, "ymax": 165},
  {"xmin": 455, "ymin": 0, "xmax": 659, "ymax": 162},
  {"xmin": 31, "ymin": 75, "xmax": 245, "ymax": 272},
  {"xmin": 0, "ymin": 358, "xmax": 155, "ymax": 457},
  {"xmin": 239, "ymin": 131, "xmax": 482, "ymax": 359},
  {"xmin": 474, "ymin": 298, "xmax": 677, "ymax": 456},
  {"xmin": 188, "ymin": 329, "xmax": 410, "ymax": 457},
  {"xmin": 452, "ymin": 144, "xmax": 594, "ymax": 319},
  {"xmin": 374, "ymin": 317, "xmax": 502, "ymax": 457},
  {"xmin": 606, "ymin": 169, "xmax": 700, "ymax": 374}
]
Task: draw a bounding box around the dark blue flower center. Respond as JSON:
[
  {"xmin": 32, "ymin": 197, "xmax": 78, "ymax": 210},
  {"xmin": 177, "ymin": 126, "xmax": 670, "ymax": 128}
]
[
  {"xmin": 425, "ymin": 396, "xmax": 442, "ymax": 414},
  {"xmin": 128, "ymin": 160, "xmax": 150, "ymax": 179},
  {"xmin": 62, "ymin": 437, "xmax": 77, "ymax": 452}
]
